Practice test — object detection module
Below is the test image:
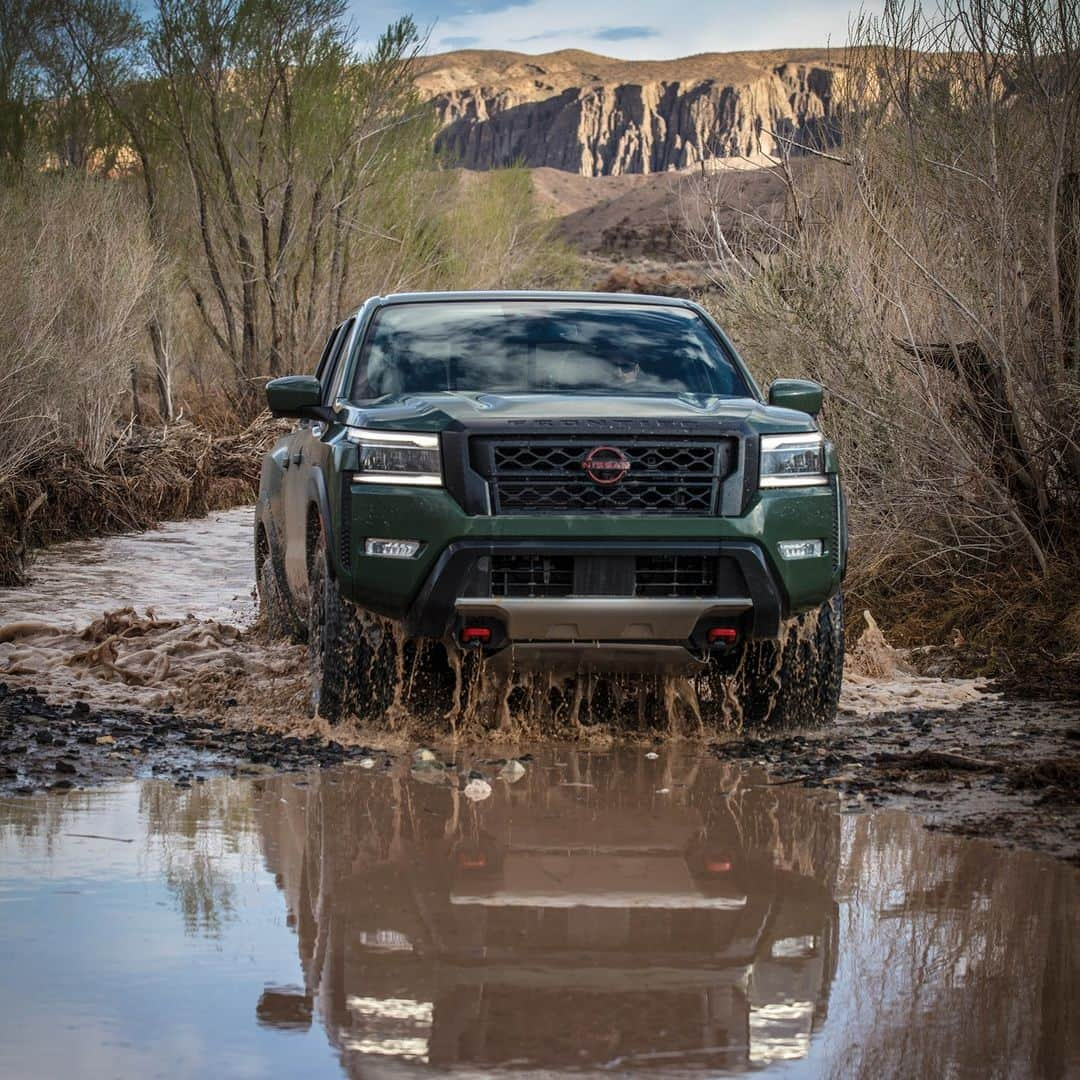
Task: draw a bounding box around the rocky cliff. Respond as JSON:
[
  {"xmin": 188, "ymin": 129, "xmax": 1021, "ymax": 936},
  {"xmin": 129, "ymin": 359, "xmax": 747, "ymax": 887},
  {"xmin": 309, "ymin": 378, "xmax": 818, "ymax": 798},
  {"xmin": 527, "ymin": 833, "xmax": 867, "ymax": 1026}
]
[{"xmin": 416, "ymin": 49, "xmax": 842, "ymax": 176}]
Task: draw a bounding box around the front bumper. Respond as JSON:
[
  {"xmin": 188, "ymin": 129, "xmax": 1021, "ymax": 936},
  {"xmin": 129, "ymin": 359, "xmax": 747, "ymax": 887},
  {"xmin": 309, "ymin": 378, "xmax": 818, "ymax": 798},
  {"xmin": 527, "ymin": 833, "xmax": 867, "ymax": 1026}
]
[
  {"xmin": 338, "ymin": 483, "xmax": 844, "ymax": 641},
  {"xmin": 403, "ymin": 539, "xmax": 784, "ymax": 643}
]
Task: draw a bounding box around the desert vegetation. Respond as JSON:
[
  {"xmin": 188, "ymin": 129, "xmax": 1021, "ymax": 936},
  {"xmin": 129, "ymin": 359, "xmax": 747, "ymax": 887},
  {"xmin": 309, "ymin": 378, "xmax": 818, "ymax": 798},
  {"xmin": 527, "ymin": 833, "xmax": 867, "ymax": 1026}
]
[
  {"xmin": 0, "ymin": 0, "xmax": 574, "ymax": 581},
  {"xmin": 695, "ymin": 0, "xmax": 1080, "ymax": 681}
]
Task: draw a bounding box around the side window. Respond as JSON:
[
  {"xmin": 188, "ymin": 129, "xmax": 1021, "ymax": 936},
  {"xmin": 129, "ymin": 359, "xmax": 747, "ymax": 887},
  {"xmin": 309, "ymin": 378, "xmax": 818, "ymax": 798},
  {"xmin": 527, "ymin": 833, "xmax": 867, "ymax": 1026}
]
[{"xmin": 323, "ymin": 318, "xmax": 355, "ymax": 403}]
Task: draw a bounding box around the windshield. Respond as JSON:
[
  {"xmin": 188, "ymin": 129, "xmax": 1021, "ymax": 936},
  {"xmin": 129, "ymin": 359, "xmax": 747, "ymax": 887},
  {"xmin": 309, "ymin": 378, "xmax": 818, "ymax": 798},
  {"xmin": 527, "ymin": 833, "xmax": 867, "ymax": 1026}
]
[{"xmin": 348, "ymin": 301, "xmax": 750, "ymax": 399}]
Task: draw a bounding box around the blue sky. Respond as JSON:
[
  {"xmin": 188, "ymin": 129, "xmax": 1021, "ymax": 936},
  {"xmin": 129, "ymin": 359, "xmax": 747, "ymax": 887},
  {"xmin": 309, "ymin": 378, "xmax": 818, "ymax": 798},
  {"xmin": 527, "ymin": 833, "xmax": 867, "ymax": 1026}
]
[{"xmin": 352, "ymin": 0, "xmax": 876, "ymax": 59}]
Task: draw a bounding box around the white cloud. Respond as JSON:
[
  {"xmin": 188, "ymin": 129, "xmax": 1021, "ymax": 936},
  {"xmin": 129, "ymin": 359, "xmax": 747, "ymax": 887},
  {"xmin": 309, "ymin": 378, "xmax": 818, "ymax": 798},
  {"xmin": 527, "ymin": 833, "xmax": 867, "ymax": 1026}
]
[{"xmin": 420, "ymin": 0, "xmax": 876, "ymax": 59}]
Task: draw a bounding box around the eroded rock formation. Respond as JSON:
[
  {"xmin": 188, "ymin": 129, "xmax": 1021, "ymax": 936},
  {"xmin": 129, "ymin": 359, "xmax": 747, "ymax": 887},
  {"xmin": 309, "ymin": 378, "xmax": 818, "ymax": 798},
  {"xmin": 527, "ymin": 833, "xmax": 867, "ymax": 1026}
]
[{"xmin": 417, "ymin": 49, "xmax": 842, "ymax": 176}]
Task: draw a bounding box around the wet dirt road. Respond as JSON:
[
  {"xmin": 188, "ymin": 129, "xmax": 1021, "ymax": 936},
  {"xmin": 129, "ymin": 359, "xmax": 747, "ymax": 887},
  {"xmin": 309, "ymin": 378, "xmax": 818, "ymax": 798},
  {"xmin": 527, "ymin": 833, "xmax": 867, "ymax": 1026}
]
[{"xmin": 0, "ymin": 746, "xmax": 1076, "ymax": 1079}]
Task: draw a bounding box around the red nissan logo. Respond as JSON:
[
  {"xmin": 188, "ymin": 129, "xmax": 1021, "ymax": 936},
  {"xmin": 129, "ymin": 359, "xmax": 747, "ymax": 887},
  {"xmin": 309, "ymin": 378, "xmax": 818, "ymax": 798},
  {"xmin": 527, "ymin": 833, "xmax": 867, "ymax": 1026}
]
[{"xmin": 582, "ymin": 445, "xmax": 630, "ymax": 485}]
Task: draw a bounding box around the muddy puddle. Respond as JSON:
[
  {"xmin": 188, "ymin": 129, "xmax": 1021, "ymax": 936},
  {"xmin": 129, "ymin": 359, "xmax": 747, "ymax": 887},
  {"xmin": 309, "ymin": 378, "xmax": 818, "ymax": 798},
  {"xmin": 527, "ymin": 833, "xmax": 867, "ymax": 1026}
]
[{"xmin": 0, "ymin": 745, "xmax": 1076, "ymax": 1078}]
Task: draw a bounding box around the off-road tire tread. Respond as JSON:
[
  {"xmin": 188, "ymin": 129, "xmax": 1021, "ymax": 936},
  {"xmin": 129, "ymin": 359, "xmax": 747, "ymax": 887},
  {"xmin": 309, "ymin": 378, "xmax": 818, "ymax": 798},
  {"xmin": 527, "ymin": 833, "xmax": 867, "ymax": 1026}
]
[
  {"xmin": 308, "ymin": 530, "xmax": 395, "ymax": 724},
  {"xmin": 699, "ymin": 593, "xmax": 844, "ymax": 730},
  {"xmin": 258, "ymin": 554, "xmax": 306, "ymax": 643}
]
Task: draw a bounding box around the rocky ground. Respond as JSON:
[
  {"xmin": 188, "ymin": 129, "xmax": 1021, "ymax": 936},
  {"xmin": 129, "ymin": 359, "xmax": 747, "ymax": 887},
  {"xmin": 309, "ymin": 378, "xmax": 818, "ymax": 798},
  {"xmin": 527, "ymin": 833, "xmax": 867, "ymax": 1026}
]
[
  {"xmin": 3, "ymin": 671, "xmax": 1077, "ymax": 864},
  {"xmin": 712, "ymin": 696, "xmax": 1080, "ymax": 864},
  {"xmin": 0, "ymin": 682, "xmax": 387, "ymax": 794}
]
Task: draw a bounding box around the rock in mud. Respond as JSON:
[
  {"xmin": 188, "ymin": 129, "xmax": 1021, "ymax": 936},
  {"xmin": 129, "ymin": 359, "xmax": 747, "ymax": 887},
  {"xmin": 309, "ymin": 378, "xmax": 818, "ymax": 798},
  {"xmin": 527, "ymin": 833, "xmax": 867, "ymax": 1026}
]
[{"xmin": 463, "ymin": 778, "xmax": 493, "ymax": 801}]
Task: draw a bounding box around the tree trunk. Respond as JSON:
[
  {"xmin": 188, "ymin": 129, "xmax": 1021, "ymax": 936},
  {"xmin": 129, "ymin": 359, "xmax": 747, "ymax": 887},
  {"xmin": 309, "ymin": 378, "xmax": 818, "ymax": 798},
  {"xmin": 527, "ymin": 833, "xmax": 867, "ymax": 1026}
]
[
  {"xmin": 147, "ymin": 315, "xmax": 174, "ymax": 422},
  {"xmin": 1059, "ymin": 172, "xmax": 1080, "ymax": 372}
]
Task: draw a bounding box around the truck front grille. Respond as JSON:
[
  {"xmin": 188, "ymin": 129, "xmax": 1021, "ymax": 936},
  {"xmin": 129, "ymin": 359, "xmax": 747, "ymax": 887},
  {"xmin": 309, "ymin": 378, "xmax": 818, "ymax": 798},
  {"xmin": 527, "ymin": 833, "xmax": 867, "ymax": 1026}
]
[
  {"xmin": 488, "ymin": 554, "xmax": 723, "ymax": 599},
  {"xmin": 490, "ymin": 555, "xmax": 574, "ymax": 597},
  {"xmin": 634, "ymin": 556, "xmax": 717, "ymax": 597},
  {"xmin": 474, "ymin": 437, "xmax": 731, "ymax": 516}
]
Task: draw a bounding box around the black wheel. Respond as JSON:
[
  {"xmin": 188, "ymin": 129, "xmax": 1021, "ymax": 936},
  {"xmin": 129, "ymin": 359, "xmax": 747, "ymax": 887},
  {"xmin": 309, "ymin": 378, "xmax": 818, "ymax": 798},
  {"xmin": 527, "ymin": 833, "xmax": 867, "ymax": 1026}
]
[
  {"xmin": 698, "ymin": 593, "xmax": 844, "ymax": 730},
  {"xmin": 257, "ymin": 549, "xmax": 305, "ymax": 643},
  {"xmin": 307, "ymin": 527, "xmax": 394, "ymax": 724}
]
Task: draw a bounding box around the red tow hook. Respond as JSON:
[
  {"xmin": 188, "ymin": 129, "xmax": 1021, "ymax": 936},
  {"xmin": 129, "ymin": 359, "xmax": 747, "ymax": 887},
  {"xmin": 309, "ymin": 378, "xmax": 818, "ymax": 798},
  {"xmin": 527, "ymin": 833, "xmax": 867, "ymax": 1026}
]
[
  {"xmin": 707, "ymin": 627, "xmax": 738, "ymax": 645},
  {"xmin": 460, "ymin": 626, "xmax": 492, "ymax": 646}
]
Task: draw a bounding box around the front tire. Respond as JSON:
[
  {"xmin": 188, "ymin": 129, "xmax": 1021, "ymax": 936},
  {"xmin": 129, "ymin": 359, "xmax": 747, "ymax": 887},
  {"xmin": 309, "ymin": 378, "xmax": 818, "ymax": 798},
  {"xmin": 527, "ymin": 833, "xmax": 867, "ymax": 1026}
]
[
  {"xmin": 698, "ymin": 593, "xmax": 844, "ymax": 730},
  {"xmin": 257, "ymin": 550, "xmax": 305, "ymax": 643},
  {"xmin": 307, "ymin": 527, "xmax": 393, "ymax": 724}
]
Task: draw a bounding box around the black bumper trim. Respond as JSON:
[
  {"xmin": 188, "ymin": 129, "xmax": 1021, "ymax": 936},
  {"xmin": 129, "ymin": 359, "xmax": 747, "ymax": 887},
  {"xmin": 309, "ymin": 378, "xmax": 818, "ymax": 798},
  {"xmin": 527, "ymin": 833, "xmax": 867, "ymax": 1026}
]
[{"xmin": 402, "ymin": 539, "xmax": 786, "ymax": 641}]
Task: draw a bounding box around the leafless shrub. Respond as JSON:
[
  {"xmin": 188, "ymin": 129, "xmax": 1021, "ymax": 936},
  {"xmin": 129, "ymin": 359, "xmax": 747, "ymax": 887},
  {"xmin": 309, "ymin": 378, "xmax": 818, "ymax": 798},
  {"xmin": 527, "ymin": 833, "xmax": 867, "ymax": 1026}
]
[
  {"xmin": 0, "ymin": 173, "xmax": 158, "ymax": 477},
  {"xmin": 690, "ymin": 0, "xmax": 1080, "ymax": 625}
]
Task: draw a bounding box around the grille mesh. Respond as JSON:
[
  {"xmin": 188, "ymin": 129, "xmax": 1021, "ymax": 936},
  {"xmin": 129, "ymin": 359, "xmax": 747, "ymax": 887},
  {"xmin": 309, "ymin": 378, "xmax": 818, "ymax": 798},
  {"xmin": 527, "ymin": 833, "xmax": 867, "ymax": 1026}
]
[
  {"xmin": 490, "ymin": 555, "xmax": 574, "ymax": 598},
  {"xmin": 634, "ymin": 556, "xmax": 717, "ymax": 597},
  {"xmin": 479, "ymin": 437, "xmax": 729, "ymax": 516}
]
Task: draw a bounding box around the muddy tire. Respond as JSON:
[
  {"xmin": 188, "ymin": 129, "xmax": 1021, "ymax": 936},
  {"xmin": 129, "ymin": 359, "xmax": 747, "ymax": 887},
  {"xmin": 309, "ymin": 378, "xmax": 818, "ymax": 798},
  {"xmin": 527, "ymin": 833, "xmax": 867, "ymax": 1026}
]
[
  {"xmin": 307, "ymin": 529, "xmax": 394, "ymax": 724},
  {"xmin": 699, "ymin": 593, "xmax": 844, "ymax": 730},
  {"xmin": 257, "ymin": 555, "xmax": 305, "ymax": 643}
]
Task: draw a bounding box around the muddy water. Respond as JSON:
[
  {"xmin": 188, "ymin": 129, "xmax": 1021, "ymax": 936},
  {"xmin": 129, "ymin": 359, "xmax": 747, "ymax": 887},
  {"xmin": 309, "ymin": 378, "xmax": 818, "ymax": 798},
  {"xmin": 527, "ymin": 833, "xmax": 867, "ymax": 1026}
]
[
  {"xmin": 0, "ymin": 505, "xmax": 990, "ymax": 720},
  {"xmin": 0, "ymin": 506, "xmax": 256, "ymax": 628},
  {"xmin": 0, "ymin": 746, "xmax": 1075, "ymax": 1079}
]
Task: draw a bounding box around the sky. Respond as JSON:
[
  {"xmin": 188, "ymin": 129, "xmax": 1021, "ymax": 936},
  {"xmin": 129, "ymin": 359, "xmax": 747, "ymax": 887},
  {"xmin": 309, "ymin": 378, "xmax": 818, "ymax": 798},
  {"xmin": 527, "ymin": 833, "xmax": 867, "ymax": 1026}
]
[{"xmin": 352, "ymin": 0, "xmax": 876, "ymax": 59}]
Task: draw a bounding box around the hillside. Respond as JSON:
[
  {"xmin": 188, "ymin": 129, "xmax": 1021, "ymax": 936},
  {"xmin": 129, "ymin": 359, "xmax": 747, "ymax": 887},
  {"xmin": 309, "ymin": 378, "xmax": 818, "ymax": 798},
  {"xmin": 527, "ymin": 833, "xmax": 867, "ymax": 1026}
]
[
  {"xmin": 528, "ymin": 162, "xmax": 798, "ymax": 256},
  {"xmin": 416, "ymin": 47, "xmax": 843, "ymax": 176}
]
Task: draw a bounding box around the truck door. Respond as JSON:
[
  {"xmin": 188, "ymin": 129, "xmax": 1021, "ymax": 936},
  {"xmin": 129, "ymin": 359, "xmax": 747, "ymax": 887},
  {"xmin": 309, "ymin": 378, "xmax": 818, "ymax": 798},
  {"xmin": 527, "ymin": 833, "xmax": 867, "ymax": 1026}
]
[{"xmin": 283, "ymin": 318, "xmax": 355, "ymax": 598}]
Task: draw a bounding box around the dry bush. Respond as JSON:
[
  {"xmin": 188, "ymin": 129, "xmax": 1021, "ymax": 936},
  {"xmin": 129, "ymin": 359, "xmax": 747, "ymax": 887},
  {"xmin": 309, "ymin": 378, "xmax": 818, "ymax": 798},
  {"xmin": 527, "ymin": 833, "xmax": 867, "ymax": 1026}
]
[
  {"xmin": 0, "ymin": 173, "xmax": 158, "ymax": 477},
  {"xmin": 0, "ymin": 412, "xmax": 286, "ymax": 585},
  {"xmin": 436, "ymin": 167, "xmax": 580, "ymax": 291},
  {"xmin": 690, "ymin": 0, "xmax": 1080, "ymax": 670}
]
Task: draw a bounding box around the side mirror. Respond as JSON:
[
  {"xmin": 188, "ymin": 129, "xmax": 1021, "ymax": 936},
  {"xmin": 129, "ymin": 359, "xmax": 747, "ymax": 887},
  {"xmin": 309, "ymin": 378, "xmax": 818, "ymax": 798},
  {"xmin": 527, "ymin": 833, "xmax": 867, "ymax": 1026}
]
[
  {"xmin": 768, "ymin": 378, "xmax": 823, "ymax": 417},
  {"xmin": 266, "ymin": 375, "xmax": 323, "ymax": 419}
]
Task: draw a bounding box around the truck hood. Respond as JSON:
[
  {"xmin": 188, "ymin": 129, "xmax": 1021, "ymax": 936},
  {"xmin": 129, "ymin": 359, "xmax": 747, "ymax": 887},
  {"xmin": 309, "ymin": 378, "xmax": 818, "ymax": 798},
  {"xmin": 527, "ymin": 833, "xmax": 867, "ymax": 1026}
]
[{"xmin": 342, "ymin": 392, "xmax": 816, "ymax": 434}]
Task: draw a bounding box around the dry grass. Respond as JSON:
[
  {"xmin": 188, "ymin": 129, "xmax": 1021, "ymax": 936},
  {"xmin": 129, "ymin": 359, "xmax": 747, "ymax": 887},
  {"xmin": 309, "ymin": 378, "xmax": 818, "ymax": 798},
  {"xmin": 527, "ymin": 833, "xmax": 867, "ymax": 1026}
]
[{"xmin": 0, "ymin": 175, "xmax": 159, "ymax": 476}]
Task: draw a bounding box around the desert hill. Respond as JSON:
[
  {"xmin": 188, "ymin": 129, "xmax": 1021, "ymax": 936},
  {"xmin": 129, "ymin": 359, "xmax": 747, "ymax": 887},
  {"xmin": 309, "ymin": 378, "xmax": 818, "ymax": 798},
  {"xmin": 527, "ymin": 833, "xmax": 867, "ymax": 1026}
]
[{"xmin": 417, "ymin": 47, "xmax": 843, "ymax": 176}]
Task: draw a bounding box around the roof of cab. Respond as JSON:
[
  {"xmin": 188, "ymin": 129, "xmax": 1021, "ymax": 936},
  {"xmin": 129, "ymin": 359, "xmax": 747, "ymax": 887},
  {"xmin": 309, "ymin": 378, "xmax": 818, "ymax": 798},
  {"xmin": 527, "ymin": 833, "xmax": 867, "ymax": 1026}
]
[{"xmin": 354, "ymin": 289, "xmax": 699, "ymax": 317}]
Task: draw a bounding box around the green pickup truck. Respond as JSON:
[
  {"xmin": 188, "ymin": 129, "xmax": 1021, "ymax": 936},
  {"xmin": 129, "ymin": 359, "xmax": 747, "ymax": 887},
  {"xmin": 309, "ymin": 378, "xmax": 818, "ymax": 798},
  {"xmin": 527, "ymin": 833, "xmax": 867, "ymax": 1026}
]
[{"xmin": 256, "ymin": 291, "xmax": 846, "ymax": 728}]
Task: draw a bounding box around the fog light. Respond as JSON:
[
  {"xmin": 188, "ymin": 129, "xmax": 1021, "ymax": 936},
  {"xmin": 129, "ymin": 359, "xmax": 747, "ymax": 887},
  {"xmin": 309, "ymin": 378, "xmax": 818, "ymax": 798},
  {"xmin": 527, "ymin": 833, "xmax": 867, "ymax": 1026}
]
[
  {"xmin": 777, "ymin": 539, "xmax": 824, "ymax": 560},
  {"xmin": 365, "ymin": 538, "xmax": 421, "ymax": 558}
]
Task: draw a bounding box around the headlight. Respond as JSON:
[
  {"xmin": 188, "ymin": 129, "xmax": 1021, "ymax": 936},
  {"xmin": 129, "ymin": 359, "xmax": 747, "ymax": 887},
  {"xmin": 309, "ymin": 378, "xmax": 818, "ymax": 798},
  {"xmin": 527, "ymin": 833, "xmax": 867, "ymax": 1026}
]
[
  {"xmin": 347, "ymin": 429, "xmax": 442, "ymax": 486},
  {"xmin": 759, "ymin": 432, "xmax": 828, "ymax": 487}
]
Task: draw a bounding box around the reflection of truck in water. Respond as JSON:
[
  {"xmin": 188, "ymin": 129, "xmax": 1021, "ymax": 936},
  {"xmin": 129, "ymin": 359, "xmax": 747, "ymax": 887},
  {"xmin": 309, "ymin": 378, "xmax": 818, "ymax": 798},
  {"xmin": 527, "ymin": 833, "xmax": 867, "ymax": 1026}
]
[{"xmin": 254, "ymin": 751, "xmax": 840, "ymax": 1071}]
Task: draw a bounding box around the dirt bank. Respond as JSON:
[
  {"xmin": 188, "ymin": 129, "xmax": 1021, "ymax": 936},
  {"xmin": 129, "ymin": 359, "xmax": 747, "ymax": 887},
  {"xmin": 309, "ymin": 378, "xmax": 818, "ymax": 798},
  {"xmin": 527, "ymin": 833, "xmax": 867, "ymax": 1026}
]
[
  {"xmin": 2, "ymin": 664, "xmax": 1075, "ymax": 865},
  {"xmin": 713, "ymin": 698, "xmax": 1080, "ymax": 865},
  {"xmin": 0, "ymin": 682, "xmax": 389, "ymax": 794},
  {"xmin": 0, "ymin": 414, "xmax": 285, "ymax": 586}
]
